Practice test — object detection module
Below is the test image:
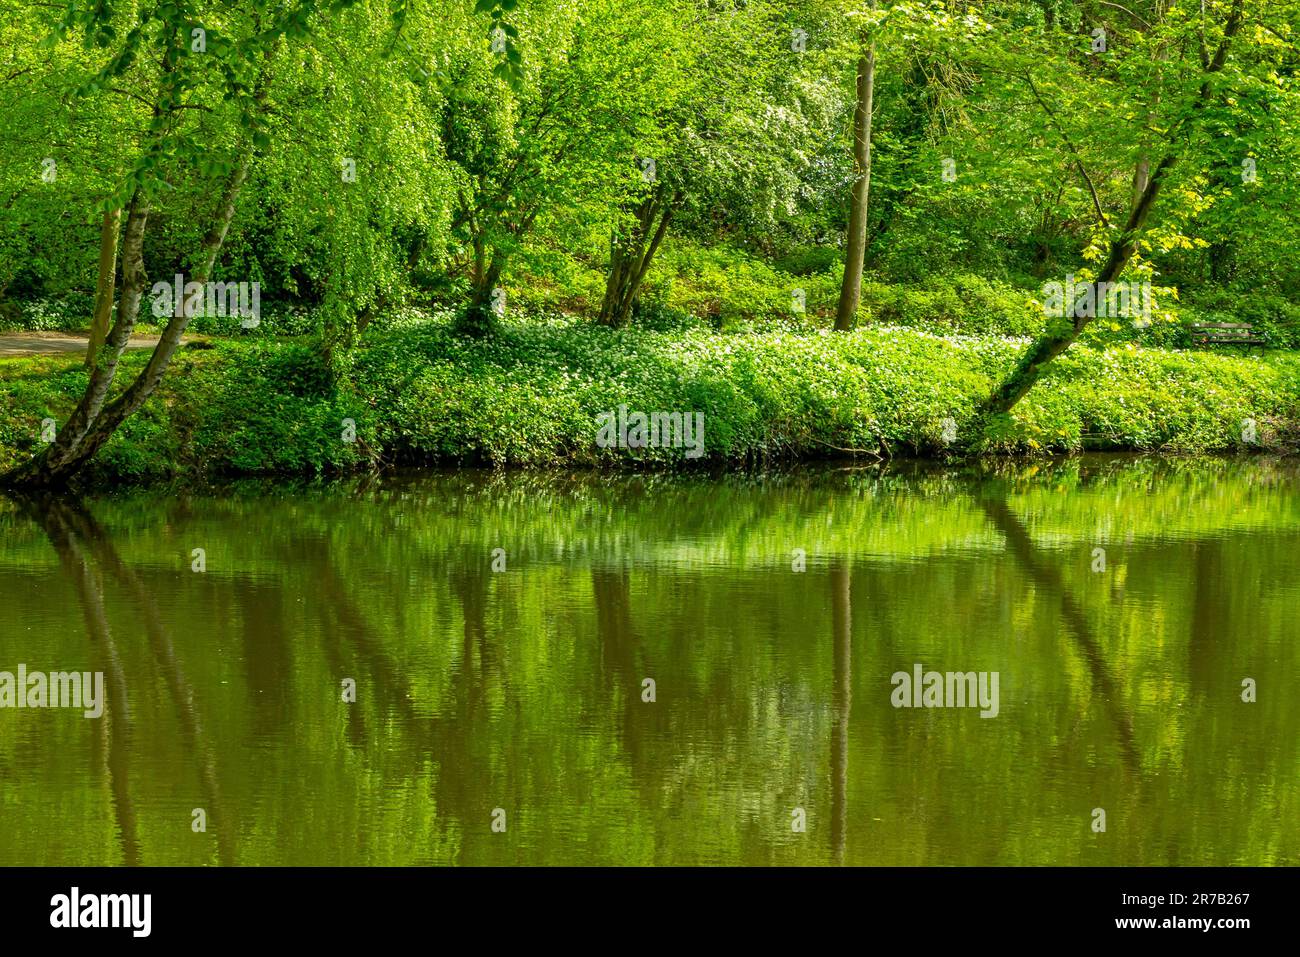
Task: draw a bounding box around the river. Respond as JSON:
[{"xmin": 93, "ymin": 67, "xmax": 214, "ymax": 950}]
[{"xmin": 0, "ymin": 456, "xmax": 1295, "ymax": 865}]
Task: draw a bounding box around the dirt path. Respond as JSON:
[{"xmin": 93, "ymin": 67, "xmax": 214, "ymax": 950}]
[{"xmin": 0, "ymin": 331, "xmax": 164, "ymax": 358}]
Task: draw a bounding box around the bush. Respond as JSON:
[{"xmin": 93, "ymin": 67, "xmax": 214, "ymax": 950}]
[
  {"xmin": 0, "ymin": 294, "xmax": 96, "ymax": 332},
  {"xmin": 183, "ymin": 299, "xmax": 318, "ymax": 337},
  {"xmin": 858, "ymin": 273, "xmax": 1042, "ymax": 337},
  {"xmin": 773, "ymin": 245, "xmax": 841, "ymax": 277},
  {"xmin": 643, "ymin": 239, "xmax": 841, "ymax": 328},
  {"xmin": 4, "ymin": 313, "xmax": 1298, "ymax": 483}
]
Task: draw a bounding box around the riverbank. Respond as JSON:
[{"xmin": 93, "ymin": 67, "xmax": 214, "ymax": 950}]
[{"xmin": 2, "ymin": 314, "xmax": 1298, "ymax": 483}]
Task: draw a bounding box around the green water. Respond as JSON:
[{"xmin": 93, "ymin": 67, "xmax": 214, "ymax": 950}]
[{"xmin": 0, "ymin": 457, "xmax": 1296, "ymax": 865}]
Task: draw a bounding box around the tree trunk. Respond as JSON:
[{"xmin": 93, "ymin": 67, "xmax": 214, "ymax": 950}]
[
  {"xmin": 2, "ymin": 157, "xmax": 250, "ymax": 488},
  {"xmin": 457, "ymin": 200, "xmax": 542, "ymax": 337},
  {"xmin": 1131, "ymin": 3, "xmax": 1169, "ymax": 231},
  {"xmin": 834, "ymin": 42, "xmax": 876, "ymax": 332},
  {"xmin": 599, "ymin": 186, "xmax": 677, "ymax": 329},
  {"xmin": 457, "ymin": 251, "xmax": 504, "ymax": 337},
  {"xmin": 60, "ymin": 159, "xmax": 251, "ymax": 471},
  {"xmin": 982, "ymin": 154, "xmax": 1175, "ymax": 416},
  {"xmin": 1129, "ymin": 155, "xmax": 1150, "ymax": 211},
  {"xmin": 85, "ymin": 207, "xmax": 121, "ymax": 370},
  {"xmin": 2, "ymin": 193, "xmax": 150, "ymax": 487}
]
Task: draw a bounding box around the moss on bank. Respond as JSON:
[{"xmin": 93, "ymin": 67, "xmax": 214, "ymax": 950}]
[{"xmin": 1, "ymin": 315, "xmax": 1297, "ymax": 484}]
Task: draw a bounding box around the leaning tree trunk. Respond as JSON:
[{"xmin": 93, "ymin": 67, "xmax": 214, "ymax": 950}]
[
  {"xmin": 982, "ymin": 155, "xmax": 1175, "ymax": 416},
  {"xmin": 1, "ymin": 158, "xmax": 250, "ymax": 488},
  {"xmin": 54, "ymin": 159, "xmax": 252, "ymax": 473},
  {"xmin": 85, "ymin": 207, "xmax": 121, "ymax": 370},
  {"xmin": 2, "ymin": 193, "xmax": 150, "ymax": 487},
  {"xmin": 599, "ymin": 186, "xmax": 678, "ymax": 329},
  {"xmin": 834, "ymin": 40, "xmax": 876, "ymax": 332}
]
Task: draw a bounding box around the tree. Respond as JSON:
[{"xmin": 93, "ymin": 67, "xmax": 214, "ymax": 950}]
[
  {"xmin": 435, "ymin": 0, "xmax": 665, "ymax": 335},
  {"xmin": 2, "ymin": 0, "xmax": 284, "ymax": 487},
  {"xmin": 0, "ymin": 0, "xmax": 516, "ymax": 487},
  {"xmin": 599, "ymin": 0, "xmax": 832, "ymax": 329},
  {"xmin": 834, "ymin": 10, "xmax": 876, "ymax": 331},
  {"xmin": 981, "ymin": 0, "xmax": 1248, "ymax": 416},
  {"xmin": 0, "ymin": 1, "xmax": 128, "ymax": 315}
]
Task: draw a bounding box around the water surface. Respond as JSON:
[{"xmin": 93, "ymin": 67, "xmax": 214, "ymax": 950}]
[{"xmin": 0, "ymin": 457, "xmax": 1296, "ymax": 865}]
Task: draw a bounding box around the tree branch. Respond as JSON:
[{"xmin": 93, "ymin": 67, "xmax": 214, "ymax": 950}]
[{"xmin": 1023, "ymin": 72, "xmax": 1110, "ymax": 228}]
